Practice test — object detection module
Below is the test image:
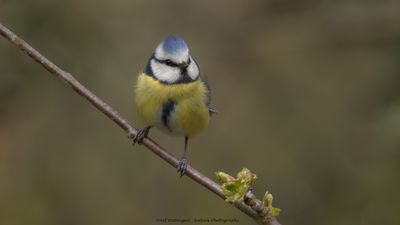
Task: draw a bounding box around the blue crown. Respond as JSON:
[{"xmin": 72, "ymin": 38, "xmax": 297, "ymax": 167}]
[{"xmin": 162, "ymin": 36, "xmax": 188, "ymax": 54}]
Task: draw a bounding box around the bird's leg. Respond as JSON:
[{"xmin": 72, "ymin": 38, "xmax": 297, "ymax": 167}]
[
  {"xmin": 177, "ymin": 136, "xmax": 189, "ymax": 177},
  {"xmin": 133, "ymin": 126, "xmax": 152, "ymax": 145}
]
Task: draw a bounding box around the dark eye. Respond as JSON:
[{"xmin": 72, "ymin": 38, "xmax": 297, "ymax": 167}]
[{"xmin": 165, "ymin": 60, "xmax": 173, "ymax": 66}]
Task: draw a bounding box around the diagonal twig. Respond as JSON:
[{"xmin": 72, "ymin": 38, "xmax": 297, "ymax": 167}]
[{"xmin": 0, "ymin": 22, "xmax": 281, "ymax": 225}]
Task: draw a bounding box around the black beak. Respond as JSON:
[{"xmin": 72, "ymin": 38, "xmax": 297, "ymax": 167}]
[{"xmin": 179, "ymin": 62, "xmax": 189, "ymax": 69}]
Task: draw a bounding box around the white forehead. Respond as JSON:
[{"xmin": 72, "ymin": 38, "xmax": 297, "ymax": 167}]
[{"xmin": 154, "ymin": 44, "xmax": 189, "ymax": 64}]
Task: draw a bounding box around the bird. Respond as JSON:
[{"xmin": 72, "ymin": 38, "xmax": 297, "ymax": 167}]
[{"xmin": 133, "ymin": 36, "xmax": 216, "ymax": 177}]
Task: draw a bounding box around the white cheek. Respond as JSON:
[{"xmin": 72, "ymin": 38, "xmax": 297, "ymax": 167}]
[
  {"xmin": 155, "ymin": 45, "xmax": 167, "ymax": 60},
  {"xmin": 187, "ymin": 58, "xmax": 199, "ymax": 80},
  {"xmin": 151, "ymin": 60, "xmax": 180, "ymax": 83}
]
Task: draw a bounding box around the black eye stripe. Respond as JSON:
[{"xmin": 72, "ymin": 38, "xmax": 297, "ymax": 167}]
[
  {"xmin": 165, "ymin": 60, "xmax": 179, "ymax": 67},
  {"xmin": 153, "ymin": 57, "xmax": 178, "ymax": 67},
  {"xmin": 153, "ymin": 57, "xmax": 190, "ymax": 68}
]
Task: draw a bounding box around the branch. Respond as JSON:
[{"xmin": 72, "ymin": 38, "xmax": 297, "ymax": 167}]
[{"xmin": 0, "ymin": 22, "xmax": 281, "ymax": 225}]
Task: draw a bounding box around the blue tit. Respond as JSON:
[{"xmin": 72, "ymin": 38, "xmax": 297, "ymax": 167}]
[{"xmin": 133, "ymin": 35, "xmax": 217, "ymax": 177}]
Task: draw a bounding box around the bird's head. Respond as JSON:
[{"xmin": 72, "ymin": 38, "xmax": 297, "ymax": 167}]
[{"xmin": 147, "ymin": 36, "xmax": 200, "ymax": 84}]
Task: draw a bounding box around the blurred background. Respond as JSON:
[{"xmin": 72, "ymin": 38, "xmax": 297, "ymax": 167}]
[{"xmin": 1, "ymin": 0, "xmax": 400, "ymax": 225}]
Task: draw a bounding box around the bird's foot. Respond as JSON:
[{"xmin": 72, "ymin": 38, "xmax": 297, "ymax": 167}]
[
  {"xmin": 133, "ymin": 126, "xmax": 151, "ymax": 145},
  {"xmin": 177, "ymin": 156, "xmax": 188, "ymax": 177}
]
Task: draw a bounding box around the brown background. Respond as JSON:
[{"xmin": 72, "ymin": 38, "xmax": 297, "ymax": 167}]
[{"xmin": 1, "ymin": 1, "xmax": 400, "ymax": 225}]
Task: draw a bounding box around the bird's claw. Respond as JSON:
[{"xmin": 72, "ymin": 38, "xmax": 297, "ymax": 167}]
[
  {"xmin": 133, "ymin": 127, "xmax": 151, "ymax": 145},
  {"xmin": 177, "ymin": 157, "xmax": 188, "ymax": 177}
]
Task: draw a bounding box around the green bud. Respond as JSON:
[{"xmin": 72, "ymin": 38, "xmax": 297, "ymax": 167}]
[
  {"xmin": 215, "ymin": 168, "xmax": 258, "ymax": 204},
  {"xmin": 263, "ymin": 191, "xmax": 281, "ymax": 217},
  {"xmin": 215, "ymin": 171, "xmax": 234, "ymax": 184},
  {"xmin": 237, "ymin": 168, "xmax": 257, "ymax": 186}
]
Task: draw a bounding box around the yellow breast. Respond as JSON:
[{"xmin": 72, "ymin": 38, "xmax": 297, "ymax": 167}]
[{"xmin": 134, "ymin": 73, "xmax": 210, "ymax": 137}]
